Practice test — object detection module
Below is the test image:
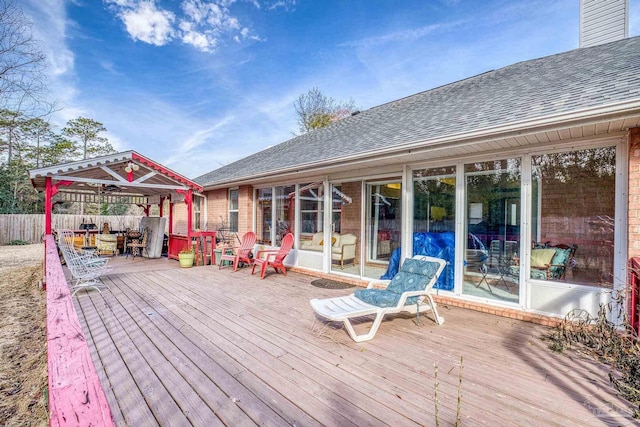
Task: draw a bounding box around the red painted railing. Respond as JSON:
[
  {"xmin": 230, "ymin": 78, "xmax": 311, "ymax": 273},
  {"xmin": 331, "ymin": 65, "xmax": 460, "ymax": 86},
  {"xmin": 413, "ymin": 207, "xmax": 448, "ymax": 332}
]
[
  {"xmin": 44, "ymin": 235, "xmax": 114, "ymax": 426},
  {"xmin": 630, "ymin": 257, "xmax": 640, "ymax": 335}
]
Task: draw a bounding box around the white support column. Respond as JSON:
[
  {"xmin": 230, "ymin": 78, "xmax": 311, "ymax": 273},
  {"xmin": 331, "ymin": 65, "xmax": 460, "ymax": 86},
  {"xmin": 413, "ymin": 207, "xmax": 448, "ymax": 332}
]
[{"xmin": 323, "ymin": 177, "xmax": 331, "ymax": 273}]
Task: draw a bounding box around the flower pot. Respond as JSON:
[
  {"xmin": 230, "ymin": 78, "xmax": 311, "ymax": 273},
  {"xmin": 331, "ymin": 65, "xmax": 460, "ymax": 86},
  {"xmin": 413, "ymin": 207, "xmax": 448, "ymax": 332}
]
[{"xmin": 178, "ymin": 252, "xmax": 194, "ymax": 268}]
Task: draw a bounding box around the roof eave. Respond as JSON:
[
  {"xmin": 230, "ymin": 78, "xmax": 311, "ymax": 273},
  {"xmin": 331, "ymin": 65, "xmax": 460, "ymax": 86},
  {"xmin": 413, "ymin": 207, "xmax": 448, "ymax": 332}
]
[{"xmin": 200, "ymin": 98, "xmax": 640, "ymax": 191}]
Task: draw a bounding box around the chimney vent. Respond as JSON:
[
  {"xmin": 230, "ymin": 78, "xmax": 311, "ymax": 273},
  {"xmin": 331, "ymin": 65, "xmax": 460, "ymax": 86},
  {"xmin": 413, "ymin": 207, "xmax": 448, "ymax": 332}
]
[{"xmin": 580, "ymin": 0, "xmax": 629, "ymax": 48}]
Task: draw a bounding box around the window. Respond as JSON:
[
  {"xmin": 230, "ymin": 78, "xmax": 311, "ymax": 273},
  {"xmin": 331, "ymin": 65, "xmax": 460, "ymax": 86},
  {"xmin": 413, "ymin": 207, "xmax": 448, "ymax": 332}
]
[
  {"xmin": 464, "ymin": 158, "xmax": 521, "ymax": 303},
  {"xmin": 331, "ymin": 185, "xmax": 345, "ymax": 233},
  {"xmin": 413, "ymin": 166, "xmax": 456, "ymax": 233},
  {"xmin": 367, "ymin": 181, "xmax": 402, "ymax": 262},
  {"xmin": 228, "ymin": 188, "xmax": 238, "ymax": 232},
  {"xmin": 531, "ymin": 147, "xmax": 615, "ymax": 287},
  {"xmin": 275, "ymin": 185, "xmax": 295, "ymax": 245},
  {"xmin": 300, "ymin": 182, "xmax": 324, "ymax": 234},
  {"xmin": 193, "ymin": 194, "xmax": 204, "ymax": 230},
  {"xmin": 413, "ymin": 166, "xmax": 456, "ymax": 291},
  {"xmin": 256, "ymin": 188, "xmax": 272, "ymax": 244}
]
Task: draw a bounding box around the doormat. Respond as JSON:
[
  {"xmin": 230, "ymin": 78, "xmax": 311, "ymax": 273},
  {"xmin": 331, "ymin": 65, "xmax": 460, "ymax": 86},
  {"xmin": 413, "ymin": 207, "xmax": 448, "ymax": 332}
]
[{"xmin": 310, "ymin": 279, "xmax": 356, "ymax": 289}]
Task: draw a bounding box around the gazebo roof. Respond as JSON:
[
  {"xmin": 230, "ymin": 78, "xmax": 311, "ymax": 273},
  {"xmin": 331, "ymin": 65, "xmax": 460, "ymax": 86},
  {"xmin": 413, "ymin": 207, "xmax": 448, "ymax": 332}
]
[{"xmin": 29, "ymin": 150, "xmax": 203, "ymax": 204}]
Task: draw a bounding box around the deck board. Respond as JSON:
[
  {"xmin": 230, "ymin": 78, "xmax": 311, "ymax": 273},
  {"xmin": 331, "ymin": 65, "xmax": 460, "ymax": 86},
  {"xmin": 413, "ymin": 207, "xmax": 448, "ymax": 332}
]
[
  {"xmin": 115, "ymin": 273, "xmax": 304, "ymax": 427},
  {"xmin": 70, "ymin": 256, "xmax": 636, "ymax": 426},
  {"xmin": 76, "ymin": 293, "xmax": 159, "ymax": 426}
]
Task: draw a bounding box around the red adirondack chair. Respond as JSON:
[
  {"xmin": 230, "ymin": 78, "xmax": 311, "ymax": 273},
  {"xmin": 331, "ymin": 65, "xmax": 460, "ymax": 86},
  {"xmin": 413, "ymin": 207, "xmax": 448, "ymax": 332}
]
[
  {"xmin": 251, "ymin": 233, "xmax": 294, "ymax": 279},
  {"xmin": 218, "ymin": 231, "xmax": 257, "ymax": 271}
]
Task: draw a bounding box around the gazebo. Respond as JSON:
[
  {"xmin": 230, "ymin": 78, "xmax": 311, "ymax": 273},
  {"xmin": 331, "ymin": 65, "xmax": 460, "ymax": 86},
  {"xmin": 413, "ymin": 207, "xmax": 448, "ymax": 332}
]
[
  {"xmin": 29, "ymin": 151, "xmax": 214, "ymax": 424},
  {"xmin": 29, "ymin": 150, "xmax": 208, "ymax": 261}
]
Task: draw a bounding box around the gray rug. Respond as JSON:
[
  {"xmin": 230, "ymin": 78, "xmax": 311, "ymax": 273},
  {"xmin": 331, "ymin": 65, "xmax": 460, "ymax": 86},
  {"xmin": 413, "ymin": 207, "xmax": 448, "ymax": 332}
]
[{"xmin": 310, "ymin": 279, "xmax": 355, "ymax": 289}]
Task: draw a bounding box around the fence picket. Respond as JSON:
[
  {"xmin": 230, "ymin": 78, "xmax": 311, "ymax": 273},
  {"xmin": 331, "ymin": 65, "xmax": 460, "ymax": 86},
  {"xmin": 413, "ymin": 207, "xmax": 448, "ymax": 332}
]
[{"xmin": 0, "ymin": 215, "xmax": 158, "ymax": 244}]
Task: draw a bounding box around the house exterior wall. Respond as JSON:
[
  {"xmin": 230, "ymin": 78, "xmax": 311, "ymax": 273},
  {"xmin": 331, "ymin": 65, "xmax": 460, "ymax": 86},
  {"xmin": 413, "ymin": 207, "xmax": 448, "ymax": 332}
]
[
  {"xmin": 206, "ymin": 188, "xmax": 227, "ymax": 230},
  {"xmin": 238, "ymin": 185, "xmax": 254, "ymax": 235},
  {"xmin": 203, "ymin": 186, "xmax": 253, "ymax": 238},
  {"xmin": 198, "ymin": 130, "xmax": 634, "ymax": 322},
  {"xmin": 339, "ymin": 181, "xmax": 362, "ymax": 259},
  {"xmin": 340, "ymin": 182, "xmax": 362, "ymax": 236},
  {"xmin": 628, "ymin": 127, "xmax": 640, "ymax": 258}
]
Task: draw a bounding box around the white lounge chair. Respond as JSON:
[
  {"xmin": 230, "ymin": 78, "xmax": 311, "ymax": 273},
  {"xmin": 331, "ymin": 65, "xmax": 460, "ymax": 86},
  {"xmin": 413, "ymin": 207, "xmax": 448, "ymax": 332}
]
[{"xmin": 310, "ymin": 255, "xmax": 446, "ymax": 342}]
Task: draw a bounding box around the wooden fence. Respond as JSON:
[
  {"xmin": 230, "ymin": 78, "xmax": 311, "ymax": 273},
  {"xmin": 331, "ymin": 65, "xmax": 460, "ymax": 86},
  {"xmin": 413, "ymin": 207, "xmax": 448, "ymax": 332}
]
[{"xmin": 0, "ymin": 214, "xmax": 147, "ymax": 245}]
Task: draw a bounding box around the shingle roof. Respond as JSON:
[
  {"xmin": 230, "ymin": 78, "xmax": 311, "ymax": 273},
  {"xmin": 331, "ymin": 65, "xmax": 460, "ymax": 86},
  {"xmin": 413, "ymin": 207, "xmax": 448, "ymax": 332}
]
[{"xmin": 195, "ymin": 36, "xmax": 640, "ymax": 187}]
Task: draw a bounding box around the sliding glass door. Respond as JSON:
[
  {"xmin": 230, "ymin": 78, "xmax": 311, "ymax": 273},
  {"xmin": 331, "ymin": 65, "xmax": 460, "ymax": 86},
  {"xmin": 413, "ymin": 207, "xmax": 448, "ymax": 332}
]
[
  {"xmin": 413, "ymin": 166, "xmax": 456, "ymax": 290},
  {"xmin": 365, "ymin": 180, "xmax": 402, "ymax": 279},
  {"xmin": 464, "ymin": 159, "xmax": 521, "ymax": 303}
]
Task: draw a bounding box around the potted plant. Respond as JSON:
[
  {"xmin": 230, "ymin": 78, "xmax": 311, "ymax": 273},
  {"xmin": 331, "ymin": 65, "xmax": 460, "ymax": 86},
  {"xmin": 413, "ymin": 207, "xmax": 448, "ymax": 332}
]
[{"xmin": 178, "ymin": 247, "xmax": 195, "ymax": 268}]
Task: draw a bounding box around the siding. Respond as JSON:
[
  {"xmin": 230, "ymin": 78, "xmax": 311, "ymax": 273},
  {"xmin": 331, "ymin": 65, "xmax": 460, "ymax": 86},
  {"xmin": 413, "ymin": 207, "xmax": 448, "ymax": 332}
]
[{"xmin": 580, "ymin": 0, "xmax": 628, "ymax": 47}]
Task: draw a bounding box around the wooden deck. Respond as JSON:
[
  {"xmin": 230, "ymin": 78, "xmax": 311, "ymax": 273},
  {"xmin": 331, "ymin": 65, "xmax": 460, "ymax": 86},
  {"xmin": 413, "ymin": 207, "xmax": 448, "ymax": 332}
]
[{"xmin": 70, "ymin": 255, "xmax": 635, "ymax": 426}]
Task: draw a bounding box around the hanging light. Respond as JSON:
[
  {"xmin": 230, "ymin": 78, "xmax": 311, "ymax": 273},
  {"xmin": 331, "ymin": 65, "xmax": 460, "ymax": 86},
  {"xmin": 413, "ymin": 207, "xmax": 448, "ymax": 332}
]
[
  {"xmin": 125, "ymin": 161, "xmax": 140, "ymax": 182},
  {"xmin": 124, "ymin": 161, "xmax": 140, "ymax": 173}
]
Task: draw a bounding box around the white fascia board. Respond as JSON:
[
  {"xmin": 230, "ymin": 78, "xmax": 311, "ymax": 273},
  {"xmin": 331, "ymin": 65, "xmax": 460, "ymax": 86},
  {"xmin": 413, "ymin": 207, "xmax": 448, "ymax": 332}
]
[{"xmin": 29, "ymin": 151, "xmax": 134, "ymax": 178}]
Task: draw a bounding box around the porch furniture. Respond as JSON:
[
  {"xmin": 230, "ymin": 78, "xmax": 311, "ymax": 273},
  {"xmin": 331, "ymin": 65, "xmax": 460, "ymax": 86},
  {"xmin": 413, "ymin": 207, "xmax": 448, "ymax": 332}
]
[
  {"xmin": 300, "ymin": 232, "xmax": 358, "ymax": 269},
  {"xmin": 219, "ymin": 231, "xmax": 256, "ymax": 271},
  {"xmin": 310, "ymin": 255, "xmax": 446, "ymax": 342},
  {"xmin": 127, "ymin": 228, "xmax": 149, "ymax": 259},
  {"xmin": 57, "ymin": 229, "xmax": 111, "ymax": 296},
  {"xmin": 489, "ymin": 240, "xmax": 517, "ymax": 267},
  {"xmin": 95, "ymin": 233, "xmax": 117, "ymax": 256},
  {"xmin": 299, "ymin": 232, "xmax": 336, "ymax": 251},
  {"xmin": 377, "ymin": 230, "xmax": 391, "ymax": 257},
  {"xmin": 333, "ymin": 233, "xmax": 357, "ymax": 269},
  {"xmin": 509, "ymin": 244, "xmax": 577, "ymax": 280},
  {"xmin": 252, "ymin": 233, "xmax": 293, "ymax": 279}
]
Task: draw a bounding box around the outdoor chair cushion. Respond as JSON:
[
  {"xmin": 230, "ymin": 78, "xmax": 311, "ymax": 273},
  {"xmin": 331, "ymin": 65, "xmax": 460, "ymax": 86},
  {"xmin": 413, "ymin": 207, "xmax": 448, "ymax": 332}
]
[
  {"xmin": 319, "ymin": 237, "xmax": 337, "ymax": 246},
  {"xmin": 530, "ymin": 248, "xmax": 556, "ymax": 268},
  {"xmin": 310, "ymin": 255, "xmax": 446, "ymax": 342},
  {"xmin": 354, "ymin": 258, "xmax": 440, "ymax": 307},
  {"xmin": 549, "ymin": 247, "xmax": 572, "ymax": 278}
]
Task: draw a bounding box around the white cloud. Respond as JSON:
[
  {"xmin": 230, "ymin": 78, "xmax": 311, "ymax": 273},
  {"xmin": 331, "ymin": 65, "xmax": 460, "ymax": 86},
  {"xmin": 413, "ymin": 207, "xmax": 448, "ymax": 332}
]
[
  {"xmin": 267, "ymin": 0, "xmax": 296, "ymax": 11},
  {"xmin": 340, "ymin": 20, "xmax": 467, "ymax": 49},
  {"xmin": 234, "ymin": 26, "xmax": 263, "ymax": 42},
  {"xmin": 118, "ymin": 1, "xmax": 176, "ymax": 46},
  {"xmin": 105, "ymin": 0, "xmax": 267, "ymax": 52},
  {"xmin": 179, "ymin": 21, "xmax": 217, "ymax": 51},
  {"xmin": 24, "ymin": 0, "xmax": 75, "ymax": 76}
]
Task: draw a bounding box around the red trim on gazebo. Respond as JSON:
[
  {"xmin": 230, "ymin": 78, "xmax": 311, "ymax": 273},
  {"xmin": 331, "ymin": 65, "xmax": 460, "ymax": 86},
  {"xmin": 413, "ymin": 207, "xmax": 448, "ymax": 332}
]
[
  {"xmin": 131, "ymin": 152, "xmax": 203, "ymax": 192},
  {"xmin": 45, "ymin": 179, "xmax": 73, "ymax": 235}
]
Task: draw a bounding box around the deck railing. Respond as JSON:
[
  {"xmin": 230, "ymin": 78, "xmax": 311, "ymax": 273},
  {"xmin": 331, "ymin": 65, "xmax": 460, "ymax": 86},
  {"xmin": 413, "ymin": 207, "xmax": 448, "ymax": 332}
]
[{"xmin": 44, "ymin": 235, "xmax": 114, "ymax": 426}]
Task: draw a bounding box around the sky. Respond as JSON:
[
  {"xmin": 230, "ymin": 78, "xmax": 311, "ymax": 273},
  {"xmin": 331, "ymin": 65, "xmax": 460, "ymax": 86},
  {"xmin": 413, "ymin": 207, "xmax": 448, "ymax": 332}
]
[{"xmin": 21, "ymin": 0, "xmax": 640, "ymax": 179}]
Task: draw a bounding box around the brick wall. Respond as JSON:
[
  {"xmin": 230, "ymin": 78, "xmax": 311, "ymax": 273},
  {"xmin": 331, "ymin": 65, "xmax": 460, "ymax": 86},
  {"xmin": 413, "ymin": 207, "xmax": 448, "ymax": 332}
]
[
  {"xmin": 203, "ymin": 186, "xmax": 254, "ymax": 237},
  {"xmin": 629, "ymin": 128, "xmax": 640, "ymax": 258},
  {"xmin": 205, "ymin": 188, "xmax": 228, "ymax": 230},
  {"xmin": 238, "ymin": 185, "xmax": 253, "ymax": 235},
  {"xmin": 339, "ymin": 182, "xmax": 362, "ymax": 257},
  {"xmin": 340, "ymin": 182, "xmax": 361, "ymax": 234}
]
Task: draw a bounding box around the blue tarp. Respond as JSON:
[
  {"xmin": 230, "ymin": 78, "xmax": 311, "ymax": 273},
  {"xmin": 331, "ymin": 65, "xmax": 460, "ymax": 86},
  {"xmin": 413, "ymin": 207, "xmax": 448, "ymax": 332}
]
[{"xmin": 380, "ymin": 231, "xmax": 456, "ymax": 290}]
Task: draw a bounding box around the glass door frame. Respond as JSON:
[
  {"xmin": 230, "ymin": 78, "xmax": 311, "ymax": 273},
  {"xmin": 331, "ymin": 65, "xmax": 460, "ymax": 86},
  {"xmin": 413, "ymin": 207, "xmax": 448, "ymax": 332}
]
[{"xmin": 365, "ymin": 179, "xmax": 402, "ymax": 265}]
